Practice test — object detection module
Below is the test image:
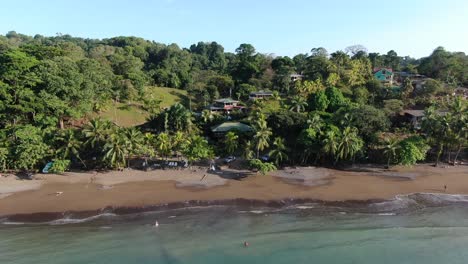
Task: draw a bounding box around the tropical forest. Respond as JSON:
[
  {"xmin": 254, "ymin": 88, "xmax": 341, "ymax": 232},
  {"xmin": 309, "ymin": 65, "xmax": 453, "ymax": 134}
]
[{"xmin": 0, "ymin": 31, "xmax": 466, "ymax": 174}]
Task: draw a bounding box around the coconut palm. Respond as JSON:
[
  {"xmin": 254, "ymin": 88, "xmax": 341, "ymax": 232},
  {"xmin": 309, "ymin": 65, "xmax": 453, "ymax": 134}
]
[
  {"xmin": 123, "ymin": 127, "xmax": 144, "ymax": 167},
  {"xmin": 289, "ymin": 95, "xmax": 308, "ymax": 113},
  {"xmin": 0, "ymin": 147, "xmax": 8, "ymax": 171},
  {"xmin": 171, "ymin": 131, "xmax": 186, "ymax": 159},
  {"xmin": 336, "ymin": 126, "xmax": 363, "ymax": 164},
  {"xmin": 253, "ymin": 118, "xmax": 272, "ymax": 158},
  {"xmin": 383, "ymin": 137, "xmax": 401, "ymax": 168},
  {"xmin": 269, "ymin": 137, "xmax": 288, "ymax": 166},
  {"xmin": 242, "ymin": 140, "xmax": 255, "ymax": 160},
  {"xmin": 322, "ymin": 128, "xmax": 339, "ymax": 163},
  {"xmin": 56, "ymin": 129, "xmax": 86, "ymax": 167},
  {"xmin": 103, "ymin": 128, "xmax": 128, "ymax": 169},
  {"xmin": 307, "ymin": 113, "xmax": 324, "ymax": 132},
  {"xmin": 156, "ymin": 132, "xmax": 172, "ymax": 160},
  {"xmin": 82, "ymin": 118, "xmax": 112, "ymax": 148},
  {"xmin": 224, "ymin": 131, "xmax": 239, "ymax": 155}
]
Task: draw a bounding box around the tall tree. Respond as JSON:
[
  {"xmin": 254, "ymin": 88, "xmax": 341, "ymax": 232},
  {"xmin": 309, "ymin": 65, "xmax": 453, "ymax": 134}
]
[{"xmin": 269, "ymin": 137, "xmax": 288, "ymax": 166}]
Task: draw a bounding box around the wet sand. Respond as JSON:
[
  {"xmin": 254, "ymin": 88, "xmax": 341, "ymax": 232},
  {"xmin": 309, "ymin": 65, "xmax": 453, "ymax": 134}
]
[{"xmin": 0, "ymin": 165, "xmax": 467, "ymax": 217}]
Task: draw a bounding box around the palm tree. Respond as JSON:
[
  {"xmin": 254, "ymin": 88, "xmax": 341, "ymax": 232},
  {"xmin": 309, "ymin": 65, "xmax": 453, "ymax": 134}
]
[
  {"xmin": 0, "ymin": 147, "xmax": 8, "ymax": 172},
  {"xmin": 422, "ymin": 107, "xmax": 450, "ymax": 166},
  {"xmin": 307, "ymin": 113, "xmax": 324, "ymax": 132},
  {"xmin": 103, "ymin": 128, "xmax": 128, "ymax": 169},
  {"xmin": 269, "ymin": 137, "xmax": 288, "ymax": 166},
  {"xmin": 242, "ymin": 140, "xmax": 255, "ymax": 160},
  {"xmin": 383, "ymin": 137, "xmax": 401, "ymax": 168},
  {"xmin": 253, "ymin": 118, "xmax": 272, "ymax": 158},
  {"xmin": 289, "ymin": 95, "xmax": 308, "ymax": 113},
  {"xmin": 156, "ymin": 132, "xmax": 172, "ymax": 160},
  {"xmin": 448, "ymin": 97, "xmax": 467, "ymax": 164},
  {"xmin": 56, "ymin": 129, "xmax": 86, "ymax": 168},
  {"xmin": 171, "ymin": 131, "xmax": 186, "ymax": 159},
  {"xmin": 123, "ymin": 127, "xmax": 144, "ymax": 168},
  {"xmin": 322, "ymin": 128, "xmax": 339, "ymax": 163},
  {"xmin": 83, "ymin": 118, "xmax": 112, "ymax": 148},
  {"xmin": 224, "ymin": 131, "xmax": 239, "ymax": 155},
  {"xmin": 336, "ymin": 127, "xmax": 363, "ymax": 165}
]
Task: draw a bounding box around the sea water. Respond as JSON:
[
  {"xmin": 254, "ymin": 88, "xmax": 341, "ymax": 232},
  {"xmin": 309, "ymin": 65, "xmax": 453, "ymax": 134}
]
[{"xmin": 2, "ymin": 194, "xmax": 468, "ymax": 264}]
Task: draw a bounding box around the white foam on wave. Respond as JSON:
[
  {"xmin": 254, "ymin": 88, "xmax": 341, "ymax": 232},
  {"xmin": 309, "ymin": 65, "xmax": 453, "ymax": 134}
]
[
  {"xmin": 48, "ymin": 213, "xmax": 117, "ymax": 225},
  {"xmin": 294, "ymin": 206, "xmax": 315, "ymax": 210},
  {"xmin": 369, "ymin": 192, "xmax": 468, "ymax": 213},
  {"xmin": 2, "ymin": 221, "xmax": 25, "ymax": 225},
  {"xmin": 377, "ymin": 213, "xmax": 396, "ymax": 216}
]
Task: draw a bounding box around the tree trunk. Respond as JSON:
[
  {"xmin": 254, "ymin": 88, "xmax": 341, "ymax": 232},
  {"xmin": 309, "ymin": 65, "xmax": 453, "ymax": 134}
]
[
  {"xmin": 435, "ymin": 144, "xmax": 443, "ymax": 167},
  {"xmin": 59, "ymin": 118, "xmax": 65, "ymax": 130},
  {"xmin": 453, "ymin": 144, "xmax": 462, "ymax": 166}
]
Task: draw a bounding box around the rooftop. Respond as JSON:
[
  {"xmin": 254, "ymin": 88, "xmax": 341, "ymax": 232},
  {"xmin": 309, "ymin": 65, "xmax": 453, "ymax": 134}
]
[
  {"xmin": 214, "ymin": 98, "xmax": 239, "ymax": 104},
  {"xmin": 211, "ymin": 122, "xmax": 254, "ymax": 133}
]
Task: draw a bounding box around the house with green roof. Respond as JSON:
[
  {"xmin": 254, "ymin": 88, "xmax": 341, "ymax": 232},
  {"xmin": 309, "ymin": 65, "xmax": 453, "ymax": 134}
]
[
  {"xmin": 211, "ymin": 122, "xmax": 254, "ymax": 137},
  {"xmin": 373, "ymin": 68, "xmax": 394, "ymax": 85}
]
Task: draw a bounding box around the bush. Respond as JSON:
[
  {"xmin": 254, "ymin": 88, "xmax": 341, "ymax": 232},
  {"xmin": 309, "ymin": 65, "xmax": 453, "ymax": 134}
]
[
  {"xmin": 248, "ymin": 159, "xmax": 277, "ymax": 175},
  {"xmin": 49, "ymin": 159, "xmax": 71, "ymax": 174},
  {"xmin": 397, "ymin": 136, "xmax": 430, "ymax": 166}
]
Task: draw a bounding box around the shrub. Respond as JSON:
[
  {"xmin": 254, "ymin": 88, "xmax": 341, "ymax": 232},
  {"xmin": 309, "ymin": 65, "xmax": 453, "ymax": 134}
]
[
  {"xmin": 49, "ymin": 159, "xmax": 71, "ymax": 174},
  {"xmin": 397, "ymin": 136, "xmax": 430, "ymax": 166},
  {"xmin": 248, "ymin": 159, "xmax": 277, "ymax": 175}
]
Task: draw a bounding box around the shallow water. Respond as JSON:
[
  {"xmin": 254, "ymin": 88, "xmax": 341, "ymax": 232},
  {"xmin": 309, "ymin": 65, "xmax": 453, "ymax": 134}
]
[{"xmin": 2, "ymin": 194, "xmax": 468, "ymax": 264}]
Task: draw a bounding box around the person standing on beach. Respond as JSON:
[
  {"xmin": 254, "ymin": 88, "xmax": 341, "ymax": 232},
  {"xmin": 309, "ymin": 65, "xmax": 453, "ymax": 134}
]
[{"xmin": 444, "ymin": 185, "xmax": 447, "ymax": 192}]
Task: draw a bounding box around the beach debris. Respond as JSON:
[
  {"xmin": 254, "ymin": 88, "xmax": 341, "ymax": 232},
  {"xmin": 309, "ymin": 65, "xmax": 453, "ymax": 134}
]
[
  {"xmin": 200, "ymin": 174, "xmax": 207, "ymax": 181},
  {"xmin": 55, "ymin": 191, "xmax": 63, "ymax": 196}
]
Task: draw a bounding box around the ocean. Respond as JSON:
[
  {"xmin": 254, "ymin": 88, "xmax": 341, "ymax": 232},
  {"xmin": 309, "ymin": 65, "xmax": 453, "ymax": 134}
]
[{"xmin": 2, "ymin": 193, "xmax": 468, "ymax": 264}]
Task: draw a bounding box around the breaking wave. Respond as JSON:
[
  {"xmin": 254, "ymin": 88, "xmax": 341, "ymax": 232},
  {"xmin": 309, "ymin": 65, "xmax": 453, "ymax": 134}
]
[{"xmin": 3, "ymin": 193, "xmax": 468, "ymax": 224}]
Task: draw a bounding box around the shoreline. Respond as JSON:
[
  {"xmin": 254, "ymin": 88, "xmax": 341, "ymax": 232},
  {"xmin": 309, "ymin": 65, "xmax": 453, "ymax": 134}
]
[{"xmin": 1, "ymin": 164, "xmax": 467, "ymax": 221}]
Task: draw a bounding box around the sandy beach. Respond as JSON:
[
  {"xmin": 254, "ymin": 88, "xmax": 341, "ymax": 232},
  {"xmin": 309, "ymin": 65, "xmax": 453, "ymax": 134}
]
[{"xmin": 0, "ymin": 164, "xmax": 467, "ymax": 217}]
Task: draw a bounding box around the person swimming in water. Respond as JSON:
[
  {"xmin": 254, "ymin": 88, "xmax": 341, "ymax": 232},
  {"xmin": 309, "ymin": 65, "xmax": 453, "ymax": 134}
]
[
  {"xmin": 154, "ymin": 220, "xmax": 159, "ymax": 227},
  {"xmin": 244, "ymin": 241, "xmax": 249, "ymax": 247}
]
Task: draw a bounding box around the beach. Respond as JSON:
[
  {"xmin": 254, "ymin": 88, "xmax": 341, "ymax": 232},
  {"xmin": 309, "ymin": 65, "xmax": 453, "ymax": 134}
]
[{"xmin": 0, "ymin": 164, "xmax": 467, "ymax": 218}]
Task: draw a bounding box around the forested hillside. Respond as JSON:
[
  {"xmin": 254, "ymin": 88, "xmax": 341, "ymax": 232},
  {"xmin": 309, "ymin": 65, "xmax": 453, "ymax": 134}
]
[{"xmin": 0, "ymin": 31, "xmax": 466, "ymax": 173}]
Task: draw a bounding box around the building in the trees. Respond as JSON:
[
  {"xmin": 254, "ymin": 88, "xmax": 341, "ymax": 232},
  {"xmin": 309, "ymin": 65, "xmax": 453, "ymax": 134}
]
[
  {"xmin": 209, "ymin": 98, "xmax": 245, "ymax": 114},
  {"xmin": 290, "ymin": 73, "xmax": 304, "ymax": 82},
  {"xmin": 400, "ymin": 109, "xmax": 449, "ymax": 129},
  {"xmin": 373, "ymin": 68, "xmax": 394, "ymax": 85},
  {"xmin": 211, "ymin": 121, "xmax": 254, "ymax": 137},
  {"xmin": 249, "ymin": 91, "xmax": 274, "ymax": 100}
]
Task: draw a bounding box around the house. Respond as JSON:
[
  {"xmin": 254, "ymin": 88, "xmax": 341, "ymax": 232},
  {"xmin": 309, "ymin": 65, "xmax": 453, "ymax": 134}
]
[
  {"xmin": 249, "ymin": 91, "xmax": 274, "ymax": 100},
  {"xmin": 209, "ymin": 98, "xmax": 245, "ymax": 113},
  {"xmin": 290, "ymin": 74, "xmax": 304, "ymax": 82},
  {"xmin": 211, "ymin": 122, "xmax": 254, "ymax": 137},
  {"xmin": 373, "ymin": 68, "xmax": 394, "ymax": 85},
  {"xmin": 394, "ymin": 72, "xmax": 427, "ymax": 84},
  {"xmin": 401, "ymin": 110, "xmax": 425, "ymax": 129},
  {"xmin": 401, "ymin": 109, "xmax": 449, "ymax": 129}
]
